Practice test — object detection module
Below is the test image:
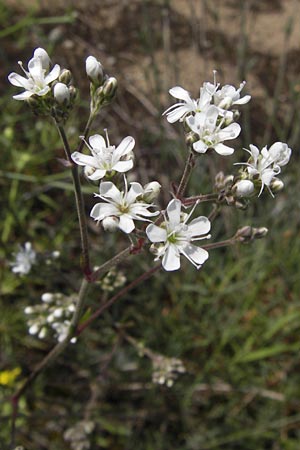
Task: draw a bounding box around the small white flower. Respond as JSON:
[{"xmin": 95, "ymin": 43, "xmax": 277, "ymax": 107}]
[
  {"xmin": 91, "ymin": 178, "xmax": 159, "ymax": 234},
  {"xmin": 214, "ymin": 81, "xmax": 251, "ymax": 110},
  {"xmin": 186, "ymin": 105, "xmax": 241, "ymax": 155},
  {"xmin": 71, "ymin": 132, "xmax": 135, "ymax": 181},
  {"xmin": 11, "ymin": 242, "xmax": 36, "ymax": 275},
  {"xmin": 86, "ymin": 55, "xmax": 103, "ymax": 84},
  {"xmin": 146, "ymin": 199, "xmax": 211, "ymax": 271},
  {"xmin": 53, "ymin": 82, "xmax": 70, "ymax": 104},
  {"xmin": 162, "ymin": 82, "xmax": 213, "ymax": 123},
  {"xmin": 236, "ymin": 142, "xmax": 292, "ymax": 196},
  {"xmin": 8, "ymin": 48, "xmax": 60, "ymax": 101}
]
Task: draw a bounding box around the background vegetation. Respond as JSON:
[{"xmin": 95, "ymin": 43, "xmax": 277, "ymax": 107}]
[{"xmin": 1, "ymin": 0, "xmax": 300, "ymax": 449}]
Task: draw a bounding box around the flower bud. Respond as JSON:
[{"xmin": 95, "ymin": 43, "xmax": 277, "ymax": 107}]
[
  {"xmin": 252, "ymin": 227, "xmax": 268, "ymax": 239},
  {"xmin": 33, "ymin": 47, "xmax": 51, "ymax": 70},
  {"xmin": 235, "ymin": 225, "xmax": 253, "ymax": 242},
  {"xmin": 86, "ymin": 56, "xmax": 104, "ymax": 85},
  {"xmin": 68, "ymin": 85, "xmax": 77, "ymax": 102},
  {"xmin": 41, "ymin": 292, "xmax": 54, "ymax": 303},
  {"xmin": 143, "ymin": 181, "xmax": 161, "ymax": 202},
  {"xmin": 270, "ymin": 178, "xmax": 284, "ymax": 193},
  {"xmin": 102, "ymin": 76, "xmax": 118, "ymax": 99},
  {"xmin": 102, "ymin": 216, "xmax": 119, "ymax": 231},
  {"xmin": 234, "ymin": 179, "xmax": 254, "ymax": 197},
  {"xmin": 54, "ymin": 82, "xmax": 70, "ymax": 104},
  {"xmin": 59, "ymin": 69, "xmax": 72, "ymax": 85},
  {"xmin": 185, "ymin": 131, "xmax": 199, "ymax": 148}
]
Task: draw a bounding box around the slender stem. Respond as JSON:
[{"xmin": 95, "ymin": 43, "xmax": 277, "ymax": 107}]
[
  {"xmin": 91, "ymin": 246, "xmax": 132, "ymax": 282},
  {"xmin": 55, "ymin": 121, "xmax": 91, "ymax": 277},
  {"xmin": 183, "ymin": 192, "xmax": 219, "ymax": 206},
  {"xmin": 77, "ymin": 265, "xmax": 161, "ymax": 336},
  {"xmin": 76, "ymin": 113, "xmax": 95, "ymax": 154},
  {"xmin": 202, "ymin": 238, "xmax": 235, "ymax": 251},
  {"xmin": 176, "ymin": 151, "xmax": 196, "ymax": 198}
]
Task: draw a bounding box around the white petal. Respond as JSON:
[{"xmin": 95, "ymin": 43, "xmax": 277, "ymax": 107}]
[
  {"xmin": 118, "ymin": 215, "xmax": 135, "ymax": 233},
  {"xmin": 112, "ymin": 160, "xmax": 134, "ymax": 173},
  {"xmin": 8, "ymin": 72, "xmax": 29, "ymax": 88},
  {"xmin": 88, "ymin": 169, "xmax": 106, "ymax": 180},
  {"xmin": 162, "ymin": 244, "xmax": 180, "ymax": 271},
  {"xmin": 166, "ymin": 105, "xmax": 190, "ymax": 123},
  {"xmin": 166, "ymin": 199, "xmax": 182, "ymax": 228},
  {"xmin": 89, "ymin": 134, "xmax": 106, "ymax": 150},
  {"xmin": 100, "ymin": 182, "xmax": 122, "ymax": 203},
  {"xmin": 90, "ymin": 203, "xmax": 118, "ymax": 221},
  {"xmin": 193, "ymin": 140, "xmax": 208, "ymax": 153},
  {"xmin": 169, "ymin": 86, "xmax": 193, "ymax": 103},
  {"xmin": 146, "ymin": 224, "xmax": 167, "ymax": 243},
  {"xmin": 12, "ymin": 91, "xmax": 34, "ymax": 100},
  {"xmin": 114, "ymin": 136, "xmax": 135, "ymax": 158},
  {"xmin": 180, "ymin": 244, "xmax": 209, "ymax": 267},
  {"xmin": 214, "ymin": 143, "xmax": 235, "ymax": 155},
  {"xmin": 218, "ymin": 123, "xmax": 241, "ymax": 141},
  {"xmin": 44, "ymin": 64, "xmax": 61, "ymax": 84},
  {"xmin": 71, "ymin": 152, "xmax": 97, "ymax": 167},
  {"xmin": 28, "ymin": 57, "xmax": 43, "ymax": 78},
  {"xmin": 233, "ymin": 95, "xmax": 251, "ymax": 105},
  {"xmin": 126, "ymin": 182, "xmax": 144, "ymax": 204},
  {"xmin": 187, "ymin": 216, "xmax": 211, "ymax": 237},
  {"xmin": 261, "ymin": 168, "xmax": 276, "ymax": 186},
  {"xmin": 36, "ymin": 86, "xmax": 50, "ymax": 96}
]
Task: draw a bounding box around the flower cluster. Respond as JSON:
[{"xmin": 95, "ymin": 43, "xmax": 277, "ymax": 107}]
[
  {"xmin": 234, "ymin": 142, "xmax": 292, "ymax": 197},
  {"xmin": 24, "ymin": 292, "xmax": 77, "ymax": 343},
  {"xmin": 152, "ymin": 355, "xmax": 186, "ymax": 387},
  {"xmin": 163, "ymin": 72, "xmax": 250, "ymax": 156}
]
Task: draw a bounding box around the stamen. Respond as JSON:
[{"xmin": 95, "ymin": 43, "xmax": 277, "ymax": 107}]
[{"xmin": 104, "ymin": 128, "xmax": 110, "ymax": 146}]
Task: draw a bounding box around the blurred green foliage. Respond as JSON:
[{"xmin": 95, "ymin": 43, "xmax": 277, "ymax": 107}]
[{"xmin": 1, "ymin": 1, "xmax": 300, "ymax": 449}]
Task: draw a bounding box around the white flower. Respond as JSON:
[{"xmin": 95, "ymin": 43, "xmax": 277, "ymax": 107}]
[
  {"xmin": 214, "ymin": 81, "xmax": 251, "ymax": 110},
  {"xmin": 11, "ymin": 242, "xmax": 36, "ymax": 275},
  {"xmin": 8, "ymin": 48, "xmax": 60, "ymax": 101},
  {"xmin": 71, "ymin": 132, "xmax": 135, "ymax": 181},
  {"xmin": 53, "ymin": 82, "xmax": 70, "ymax": 104},
  {"xmin": 90, "ymin": 178, "xmax": 159, "ymax": 234},
  {"xmin": 236, "ymin": 142, "xmax": 292, "ymax": 196},
  {"xmin": 186, "ymin": 105, "xmax": 241, "ymax": 155},
  {"xmin": 146, "ymin": 199, "xmax": 211, "ymax": 271},
  {"xmin": 86, "ymin": 55, "xmax": 103, "ymax": 84},
  {"xmin": 162, "ymin": 83, "xmax": 213, "ymax": 123}
]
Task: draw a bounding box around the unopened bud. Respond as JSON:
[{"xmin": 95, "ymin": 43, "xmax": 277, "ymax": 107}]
[
  {"xmin": 235, "ymin": 226, "xmax": 253, "ymax": 242},
  {"xmin": 86, "ymin": 56, "xmax": 104, "ymax": 85},
  {"xmin": 102, "ymin": 76, "xmax": 118, "ymax": 99},
  {"xmin": 234, "ymin": 179, "xmax": 254, "ymax": 197},
  {"xmin": 33, "ymin": 47, "xmax": 51, "ymax": 70},
  {"xmin": 68, "ymin": 85, "xmax": 77, "ymax": 101},
  {"xmin": 54, "ymin": 82, "xmax": 70, "ymax": 104},
  {"xmin": 270, "ymin": 178, "xmax": 284, "ymax": 193},
  {"xmin": 59, "ymin": 69, "xmax": 72, "ymax": 85},
  {"xmin": 102, "ymin": 216, "xmax": 119, "ymax": 231},
  {"xmin": 143, "ymin": 181, "xmax": 161, "ymax": 202},
  {"xmin": 185, "ymin": 131, "xmax": 199, "ymax": 148},
  {"xmin": 252, "ymin": 227, "xmax": 268, "ymax": 239}
]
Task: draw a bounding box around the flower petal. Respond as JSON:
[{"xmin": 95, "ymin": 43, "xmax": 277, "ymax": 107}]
[
  {"xmin": 180, "ymin": 244, "xmax": 209, "ymax": 268},
  {"xmin": 193, "ymin": 140, "xmax": 208, "ymax": 153},
  {"xmin": 90, "ymin": 203, "xmax": 118, "ymax": 221},
  {"xmin": 187, "ymin": 216, "xmax": 211, "ymax": 237},
  {"xmin": 12, "ymin": 91, "xmax": 34, "ymax": 100},
  {"xmin": 166, "ymin": 199, "xmax": 181, "ymax": 228},
  {"xmin": 100, "ymin": 182, "xmax": 122, "ymax": 203},
  {"xmin": 114, "ymin": 136, "xmax": 135, "ymax": 158},
  {"xmin": 146, "ymin": 223, "xmax": 167, "ymax": 243},
  {"xmin": 162, "ymin": 244, "xmax": 181, "ymax": 271},
  {"xmin": 89, "ymin": 134, "xmax": 106, "ymax": 150},
  {"xmin": 165, "ymin": 105, "xmax": 191, "ymax": 123},
  {"xmin": 44, "ymin": 64, "xmax": 61, "ymax": 84},
  {"xmin": 126, "ymin": 182, "xmax": 144, "ymax": 204},
  {"xmin": 169, "ymin": 86, "xmax": 193, "ymax": 103},
  {"xmin": 8, "ymin": 72, "xmax": 29, "ymax": 88},
  {"xmin": 112, "ymin": 160, "xmax": 134, "ymax": 173},
  {"xmin": 71, "ymin": 152, "xmax": 97, "ymax": 167},
  {"xmin": 214, "ymin": 143, "xmax": 235, "ymax": 155},
  {"xmin": 118, "ymin": 215, "xmax": 135, "ymax": 234},
  {"xmin": 88, "ymin": 169, "xmax": 106, "ymax": 180}
]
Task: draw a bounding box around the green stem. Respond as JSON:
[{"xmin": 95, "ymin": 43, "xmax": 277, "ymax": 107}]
[
  {"xmin": 183, "ymin": 192, "xmax": 219, "ymax": 205},
  {"xmin": 55, "ymin": 121, "xmax": 91, "ymax": 277}
]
